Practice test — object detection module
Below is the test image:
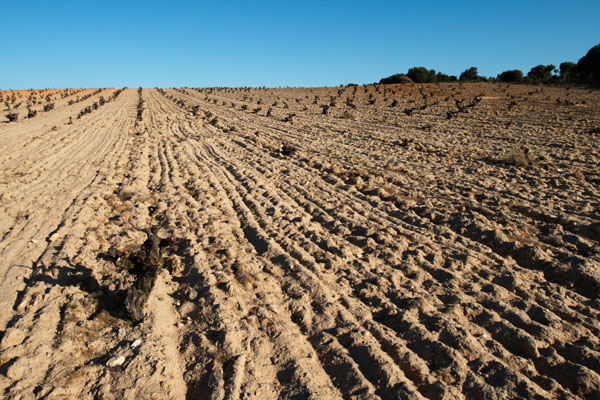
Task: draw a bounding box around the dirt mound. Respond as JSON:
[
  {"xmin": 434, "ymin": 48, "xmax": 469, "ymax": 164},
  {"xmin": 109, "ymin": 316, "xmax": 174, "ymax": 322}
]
[{"xmin": 1, "ymin": 83, "xmax": 599, "ymax": 399}]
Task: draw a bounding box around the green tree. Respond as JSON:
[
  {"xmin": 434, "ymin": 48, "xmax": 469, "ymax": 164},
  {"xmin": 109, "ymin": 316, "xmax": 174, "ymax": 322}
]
[
  {"xmin": 459, "ymin": 66, "xmax": 479, "ymax": 81},
  {"xmin": 406, "ymin": 67, "xmax": 437, "ymax": 83},
  {"xmin": 526, "ymin": 64, "xmax": 555, "ymax": 82},
  {"xmin": 497, "ymin": 69, "xmax": 523, "ymax": 83},
  {"xmin": 574, "ymin": 43, "xmax": 600, "ymax": 84},
  {"xmin": 436, "ymin": 72, "xmax": 457, "ymax": 82},
  {"xmin": 559, "ymin": 62, "xmax": 576, "ymax": 81}
]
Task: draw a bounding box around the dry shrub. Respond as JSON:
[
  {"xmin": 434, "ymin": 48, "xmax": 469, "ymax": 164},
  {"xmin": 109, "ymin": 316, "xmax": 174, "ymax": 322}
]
[
  {"xmin": 118, "ymin": 189, "xmax": 138, "ymax": 202},
  {"xmin": 235, "ymin": 263, "xmax": 256, "ymax": 287},
  {"xmin": 342, "ymin": 109, "xmax": 357, "ymax": 120},
  {"xmin": 503, "ymin": 146, "xmax": 537, "ymax": 168},
  {"xmin": 281, "ymin": 143, "xmax": 296, "ymax": 156}
]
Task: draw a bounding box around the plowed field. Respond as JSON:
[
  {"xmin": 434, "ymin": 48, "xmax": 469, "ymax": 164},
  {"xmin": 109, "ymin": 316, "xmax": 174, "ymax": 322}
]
[{"xmin": 1, "ymin": 83, "xmax": 599, "ymax": 399}]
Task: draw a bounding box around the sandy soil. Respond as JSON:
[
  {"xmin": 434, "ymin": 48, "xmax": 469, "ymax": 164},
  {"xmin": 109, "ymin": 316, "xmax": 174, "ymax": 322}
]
[{"xmin": 0, "ymin": 83, "xmax": 599, "ymax": 399}]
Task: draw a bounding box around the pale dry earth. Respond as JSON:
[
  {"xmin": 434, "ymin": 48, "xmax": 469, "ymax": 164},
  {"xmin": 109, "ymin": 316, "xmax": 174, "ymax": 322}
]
[{"xmin": 0, "ymin": 83, "xmax": 599, "ymax": 399}]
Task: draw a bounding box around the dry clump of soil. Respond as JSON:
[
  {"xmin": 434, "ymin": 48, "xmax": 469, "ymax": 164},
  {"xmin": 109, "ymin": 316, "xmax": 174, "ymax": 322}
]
[{"xmin": 0, "ymin": 83, "xmax": 599, "ymax": 399}]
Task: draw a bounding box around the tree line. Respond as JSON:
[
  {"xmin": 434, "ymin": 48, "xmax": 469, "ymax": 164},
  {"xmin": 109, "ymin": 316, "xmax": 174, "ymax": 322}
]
[{"xmin": 379, "ymin": 43, "xmax": 599, "ymax": 85}]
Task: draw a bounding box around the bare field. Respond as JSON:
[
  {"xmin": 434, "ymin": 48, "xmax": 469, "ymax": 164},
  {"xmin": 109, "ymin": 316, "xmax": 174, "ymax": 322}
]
[{"xmin": 0, "ymin": 83, "xmax": 599, "ymax": 399}]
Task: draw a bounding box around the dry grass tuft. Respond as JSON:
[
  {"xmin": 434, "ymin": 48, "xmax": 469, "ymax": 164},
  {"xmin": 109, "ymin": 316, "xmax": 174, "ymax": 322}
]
[{"xmin": 503, "ymin": 146, "xmax": 537, "ymax": 168}]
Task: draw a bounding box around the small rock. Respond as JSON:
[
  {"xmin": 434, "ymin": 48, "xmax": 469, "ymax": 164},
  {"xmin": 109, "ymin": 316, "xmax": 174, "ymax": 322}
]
[
  {"xmin": 106, "ymin": 355, "xmax": 126, "ymax": 367},
  {"xmin": 184, "ymin": 371, "xmax": 193, "ymax": 382},
  {"xmin": 6, "ymin": 357, "xmax": 28, "ymax": 380},
  {"xmin": 520, "ymin": 337, "xmax": 540, "ymax": 359},
  {"xmin": 527, "ymin": 306, "xmax": 552, "ymax": 325},
  {"xmin": 131, "ymin": 339, "xmax": 142, "ymax": 349},
  {"xmin": 187, "ymin": 288, "xmax": 198, "ymax": 301},
  {"xmin": 15, "ymin": 299, "xmax": 28, "ymax": 312},
  {"xmin": 427, "ymin": 252, "xmax": 444, "ymax": 266},
  {"xmin": 2, "ymin": 328, "xmax": 26, "ymax": 347},
  {"xmin": 98, "ymin": 383, "xmax": 112, "ymax": 396}
]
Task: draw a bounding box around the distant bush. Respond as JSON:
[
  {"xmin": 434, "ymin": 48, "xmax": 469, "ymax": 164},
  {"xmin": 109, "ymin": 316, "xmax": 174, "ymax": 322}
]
[
  {"xmin": 43, "ymin": 102, "xmax": 55, "ymax": 112},
  {"xmin": 497, "ymin": 70, "xmax": 523, "ymax": 83},
  {"xmin": 380, "ymin": 69, "xmax": 456, "ymax": 84},
  {"xmin": 6, "ymin": 112, "xmax": 18, "ymax": 122},
  {"xmin": 379, "ymin": 74, "xmax": 414, "ymax": 84},
  {"xmin": 459, "ymin": 67, "xmax": 486, "ymax": 82},
  {"xmin": 436, "ymin": 72, "xmax": 457, "ymax": 82},
  {"xmin": 407, "ymin": 67, "xmax": 437, "ymax": 83},
  {"xmin": 377, "ymin": 43, "xmax": 599, "ymax": 86}
]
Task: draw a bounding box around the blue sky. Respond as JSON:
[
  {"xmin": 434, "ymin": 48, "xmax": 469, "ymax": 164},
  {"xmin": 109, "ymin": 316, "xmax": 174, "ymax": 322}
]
[{"xmin": 2, "ymin": 1, "xmax": 598, "ymax": 88}]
